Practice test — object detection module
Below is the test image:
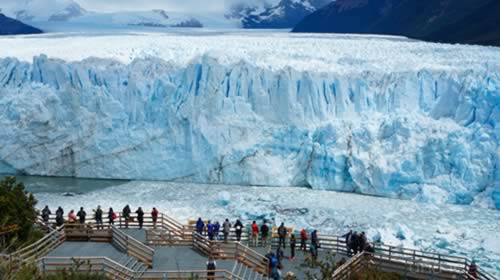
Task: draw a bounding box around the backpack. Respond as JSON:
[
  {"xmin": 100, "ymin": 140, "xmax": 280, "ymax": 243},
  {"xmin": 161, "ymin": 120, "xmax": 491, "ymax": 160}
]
[{"xmin": 270, "ymin": 256, "xmax": 278, "ymax": 267}]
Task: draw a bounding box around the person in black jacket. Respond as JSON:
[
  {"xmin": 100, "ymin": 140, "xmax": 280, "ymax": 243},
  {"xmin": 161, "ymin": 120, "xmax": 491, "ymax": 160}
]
[
  {"xmin": 136, "ymin": 207, "xmax": 144, "ymax": 229},
  {"xmin": 108, "ymin": 207, "xmax": 115, "ymax": 225},
  {"xmin": 289, "ymin": 234, "xmax": 296, "ymax": 260},
  {"xmin": 123, "ymin": 205, "xmax": 131, "ymax": 228},
  {"xmin": 261, "ymin": 221, "xmax": 270, "ymax": 247},
  {"xmin": 278, "ymin": 223, "xmax": 287, "ymax": 249},
  {"xmin": 234, "ymin": 219, "xmax": 243, "ymax": 242},
  {"xmin": 342, "ymin": 230, "xmax": 353, "ymax": 255},
  {"xmin": 77, "ymin": 207, "xmax": 86, "ymax": 224},
  {"xmin": 95, "ymin": 205, "xmax": 103, "ymax": 229},
  {"xmin": 41, "ymin": 206, "xmax": 51, "ymax": 224},
  {"xmin": 55, "ymin": 207, "xmax": 64, "ymax": 227}
]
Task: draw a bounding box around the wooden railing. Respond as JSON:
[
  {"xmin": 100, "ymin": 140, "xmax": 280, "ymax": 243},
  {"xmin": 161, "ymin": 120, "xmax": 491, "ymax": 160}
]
[
  {"xmin": 0, "ymin": 224, "xmax": 19, "ymax": 236},
  {"xmin": 8, "ymin": 225, "xmax": 65, "ymax": 265},
  {"xmin": 332, "ymin": 252, "xmax": 365, "ymax": 280},
  {"xmin": 192, "ymin": 232, "xmax": 269, "ymax": 276},
  {"xmin": 464, "ymin": 259, "xmax": 495, "ymax": 280},
  {"xmin": 332, "ymin": 250, "xmax": 496, "ymax": 280},
  {"xmin": 64, "ymin": 223, "xmax": 113, "ymax": 242},
  {"xmin": 40, "ymin": 256, "xmax": 136, "ymax": 280},
  {"xmin": 112, "ymin": 226, "xmax": 154, "ymax": 268},
  {"xmin": 39, "ymin": 256, "xmax": 244, "ymax": 280}
]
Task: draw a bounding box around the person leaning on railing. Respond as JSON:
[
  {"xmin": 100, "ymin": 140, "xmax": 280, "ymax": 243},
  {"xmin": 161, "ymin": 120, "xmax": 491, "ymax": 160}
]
[
  {"xmin": 222, "ymin": 219, "xmax": 231, "ymax": 242},
  {"xmin": 122, "ymin": 205, "xmax": 131, "ymax": 228},
  {"xmin": 152, "ymin": 207, "xmax": 159, "ymax": 228},
  {"xmin": 251, "ymin": 221, "xmax": 259, "ymax": 247},
  {"xmin": 55, "ymin": 207, "xmax": 64, "ymax": 227},
  {"xmin": 261, "ymin": 221, "xmax": 269, "ymax": 247}
]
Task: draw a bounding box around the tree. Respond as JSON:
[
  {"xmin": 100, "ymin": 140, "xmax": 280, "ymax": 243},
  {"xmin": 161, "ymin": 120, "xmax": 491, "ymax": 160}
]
[{"xmin": 0, "ymin": 176, "xmax": 39, "ymax": 250}]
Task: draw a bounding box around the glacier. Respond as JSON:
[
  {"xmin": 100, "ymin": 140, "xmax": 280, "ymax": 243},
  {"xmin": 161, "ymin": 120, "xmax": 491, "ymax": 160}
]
[{"xmin": 0, "ymin": 32, "xmax": 498, "ymax": 209}]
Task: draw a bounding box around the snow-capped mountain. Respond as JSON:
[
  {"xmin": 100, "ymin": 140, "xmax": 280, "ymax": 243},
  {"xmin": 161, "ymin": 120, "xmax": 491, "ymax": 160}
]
[
  {"xmin": 1, "ymin": 0, "xmax": 86, "ymax": 22},
  {"xmin": 230, "ymin": 0, "xmax": 332, "ymax": 28},
  {"xmin": 1, "ymin": 0, "xmax": 236, "ymax": 31}
]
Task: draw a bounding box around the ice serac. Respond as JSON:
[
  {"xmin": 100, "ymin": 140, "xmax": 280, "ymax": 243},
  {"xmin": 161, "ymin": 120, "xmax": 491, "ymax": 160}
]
[{"xmin": 0, "ymin": 54, "xmax": 498, "ymax": 209}]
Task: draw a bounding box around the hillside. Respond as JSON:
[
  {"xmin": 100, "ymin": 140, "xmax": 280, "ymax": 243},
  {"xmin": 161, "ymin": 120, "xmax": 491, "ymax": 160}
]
[
  {"xmin": 0, "ymin": 13, "xmax": 42, "ymax": 35},
  {"xmin": 292, "ymin": 0, "xmax": 500, "ymax": 46}
]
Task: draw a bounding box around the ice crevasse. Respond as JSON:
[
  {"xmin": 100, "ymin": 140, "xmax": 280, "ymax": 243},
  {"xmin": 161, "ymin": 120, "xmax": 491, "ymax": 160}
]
[{"xmin": 0, "ymin": 54, "xmax": 498, "ymax": 209}]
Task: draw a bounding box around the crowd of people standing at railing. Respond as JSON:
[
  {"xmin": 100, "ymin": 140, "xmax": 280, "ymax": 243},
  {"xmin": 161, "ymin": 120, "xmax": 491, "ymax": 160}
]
[{"xmin": 40, "ymin": 205, "xmax": 160, "ymax": 230}]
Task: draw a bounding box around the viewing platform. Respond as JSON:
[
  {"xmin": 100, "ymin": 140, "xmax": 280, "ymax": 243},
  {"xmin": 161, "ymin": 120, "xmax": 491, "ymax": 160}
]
[{"xmin": 2, "ymin": 212, "xmax": 496, "ymax": 280}]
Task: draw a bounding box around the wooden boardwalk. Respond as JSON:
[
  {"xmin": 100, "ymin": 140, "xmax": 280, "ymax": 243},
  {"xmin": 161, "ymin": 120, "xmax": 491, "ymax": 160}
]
[{"xmin": 3, "ymin": 212, "xmax": 495, "ymax": 280}]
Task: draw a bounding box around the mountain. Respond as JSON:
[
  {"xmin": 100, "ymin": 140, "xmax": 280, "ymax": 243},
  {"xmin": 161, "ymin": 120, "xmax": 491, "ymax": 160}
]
[
  {"xmin": 0, "ymin": 13, "xmax": 42, "ymax": 35},
  {"xmin": 230, "ymin": 0, "xmax": 332, "ymax": 29},
  {"xmin": 293, "ymin": 0, "xmax": 500, "ymax": 46},
  {"xmin": 1, "ymin": 0, "xmax": 86, "ymax": 22}
]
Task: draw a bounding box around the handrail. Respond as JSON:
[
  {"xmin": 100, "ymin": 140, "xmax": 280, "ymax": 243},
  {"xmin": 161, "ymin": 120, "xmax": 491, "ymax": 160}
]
[
  {"xmin": 192, "ymin": 232, "xmax": 269, "ymax": 276},
  {"xmin": 37, "ymin": 212, "xmax": 495, "ymax": 280},
  {"xmin": 332, "ymin": 251, "xmax": 365, "ymax": 279},
  {"xmin": 0, "ymin": 224, "xmax": 19, "ymax": 236},
  {"xmin": 40, "ymin": 256, "xmax": 245, "ymax": 280},
  {"xmin": 111, "ymin": 225, "xmax": 154, "ymax": 268},
  {"xmin": 9, "ymin": 225, "xmax": 65, "ymax": 264}
]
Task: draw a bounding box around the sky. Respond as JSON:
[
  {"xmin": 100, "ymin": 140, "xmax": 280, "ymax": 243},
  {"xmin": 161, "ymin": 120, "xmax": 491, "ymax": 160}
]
[{"xmin": 74, "ymin": 0, "xmax": 275, "ymax": 13}]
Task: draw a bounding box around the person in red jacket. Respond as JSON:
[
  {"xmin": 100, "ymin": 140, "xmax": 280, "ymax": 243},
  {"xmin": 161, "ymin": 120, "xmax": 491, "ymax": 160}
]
[
  {"xmin": 300, "ymin": 228, "xmax": 307, "ymax": 251},
  {"xmin": 152, "ymin": 207, "xmax": 159, "ymax": 228},
  {"xmin": 251, "ymin": 221, "xmax": 259, "ymax": 247}
]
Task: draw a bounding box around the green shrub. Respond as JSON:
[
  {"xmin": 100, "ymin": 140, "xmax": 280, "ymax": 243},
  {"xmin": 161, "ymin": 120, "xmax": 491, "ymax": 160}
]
[{"xmin": 0, "ymin": 176, "xmax": 42, "ymax": 252}]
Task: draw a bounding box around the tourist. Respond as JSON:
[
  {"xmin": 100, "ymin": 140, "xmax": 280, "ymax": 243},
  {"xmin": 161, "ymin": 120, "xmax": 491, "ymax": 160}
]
[
  {"xmin": 222, "ymin": 219, "xmax": 231, "ymax": 242},
  {"xmin": 342, "ymin": 230, "xmax": 353, "ymax": 255},
  {"xmin": 468, "ymin": 261, "xmax": 478, "ymax": 279},
  {"xmin": 351, "ymin": 232, "xmax": 359, "ymax": 254},
  {"xmin": 214, "ymin": 221, "xmax": 220, "ymax": 240},
  {"xmin": 77, "ymin": 207, "xmax": 86, "ymax": 224},
  {"xmin": 207, "ymin": 220, "xmax": 214, "ymax": 240},
  {"xmin": 234, "ymin": 219, "xmax": 244, "ymax": 242},
  {"xmin": 68, "ymin": 210, "xmax": 76, "ymax": 223},
  {"xmin": 136, "ymin": 207, "xmax": 144, "ymax": 229},
  {"xmin": 261, "ymin": 221, "xmax": 269, "ymax": 247},
  {"xmin": 278, "ymin": 223, "xmax": 287, "ymax": 249},
  {"xmin": 275, "ymin": 247, "xmax": 284, "ymax": 270},
  {"xmin": 41, "ymin": 205, "xmax": 51, "ymax": 224},
  {"xmin": 207, "ymin": 257, "xmax": 217, "ymax": 279},
  {"xmin": 108, "ymin": 207, "xmax": 115, "ymax": 225},
  {"xmin": 270, "ymin": 252, "xmax": 280, "ymax": 280},
  {"xmin": 251, "ymin": 221, "xmax": 259, "ymax": 247},
  {"xmin": 123, "ymin": 205, "xmax": 131, "ymax": 228},
  {"xmin": 289, "ymin": 234, "xmax": 296, "ymax": 260},
  {"xmin": 55, "ymin": 207, "xmax": 64, "ymax": 226},
  {"xmin": 300, "ymin": 228, "xmax": 307, "ymax": 251},
  {"xmin": 310, "ymin": 229, "xmax": 320, "ymax": 260},
  {"xmin": 95, "ymin": 205, "xmax": 103, "ymax": 229},
  {"xmin": 265, "ymin": 249, "xmax": 274, "ymax": 275},
  {"xmin": 359, "ymin": 232, "xmax": 367, "ymax": 252},
  {"xmin": 152, "ymin": 207, "xmax": 159, "ymax": 228},
  {"xmin": 196, "ymin": 218, "xmax": 205, "ymax": 235}
]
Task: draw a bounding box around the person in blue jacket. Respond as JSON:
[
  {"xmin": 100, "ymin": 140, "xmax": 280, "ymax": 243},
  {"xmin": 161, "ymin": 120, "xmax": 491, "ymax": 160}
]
[
  {"xmin": 214, "ymin": 221, "xmax": 221, "ymax": 240},
  {"xmin": 207, "ymin": 220, "xmax": 214, "ymax": 240},
  {"xmin": 196, "ymin": 217, "xmax": 205, "ymax": 235}
]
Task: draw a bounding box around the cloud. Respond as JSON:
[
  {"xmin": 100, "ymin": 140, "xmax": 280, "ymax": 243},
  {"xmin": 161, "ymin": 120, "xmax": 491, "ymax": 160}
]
[{"xmin": 76, "ymin": 0, "xmax": 266, "ymax": 13}]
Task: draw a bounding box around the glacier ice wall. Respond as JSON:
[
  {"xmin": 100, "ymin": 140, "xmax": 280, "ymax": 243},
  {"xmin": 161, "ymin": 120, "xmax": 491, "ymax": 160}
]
[{"xmin": 0, "ymin": 55, "xmax": 498, "ymax": 208}]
